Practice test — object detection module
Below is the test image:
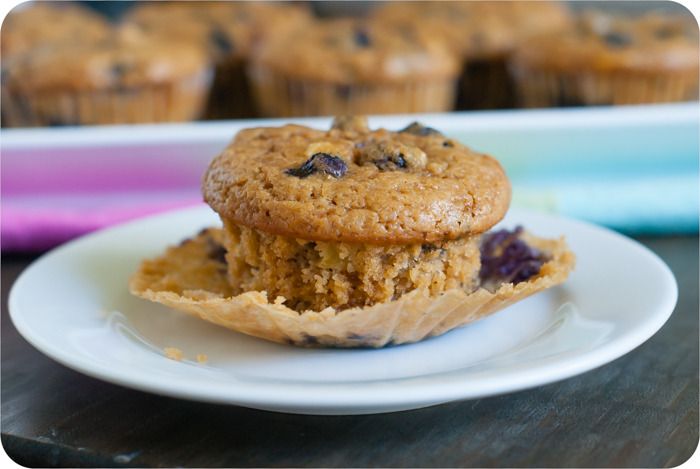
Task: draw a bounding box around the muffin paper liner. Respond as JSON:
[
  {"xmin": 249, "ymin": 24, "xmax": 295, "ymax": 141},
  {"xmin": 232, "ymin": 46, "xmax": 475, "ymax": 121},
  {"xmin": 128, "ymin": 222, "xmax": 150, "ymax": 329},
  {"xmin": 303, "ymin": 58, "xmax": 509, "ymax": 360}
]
[
  {"xmin": 248, "ymin": 64, "xmax": 457, "ymax": 117},
  {"xmin": 511, "ymin": 64, "xmax": 699, "ymax": 107},
  {"xmin": 204, "ymin": 57, "xmax": 256, "ymax": 120},
  {"xmin": 129, "ymin": 227, "xmax": 575, "ymax": 348},
  {"xmin": 458, "ymin": 56, "xmax": 516, "ymax": 110},
  {"xmin": 2, "ymin": 69, "xmax": 212, "ymax": 127}
]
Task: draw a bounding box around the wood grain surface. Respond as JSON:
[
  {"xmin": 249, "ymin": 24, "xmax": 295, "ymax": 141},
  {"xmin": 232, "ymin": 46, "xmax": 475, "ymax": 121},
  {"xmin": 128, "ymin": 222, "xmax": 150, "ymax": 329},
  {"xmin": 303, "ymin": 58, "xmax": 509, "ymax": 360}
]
[{"xmin": 1, "ymin": 236, "xmax": 698, "ymax": 468}]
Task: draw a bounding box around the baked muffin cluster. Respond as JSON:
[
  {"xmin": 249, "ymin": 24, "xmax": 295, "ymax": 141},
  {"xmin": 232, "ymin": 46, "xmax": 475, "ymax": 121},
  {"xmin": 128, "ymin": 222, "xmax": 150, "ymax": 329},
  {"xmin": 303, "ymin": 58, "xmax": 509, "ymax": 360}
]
[
  {"xmin": 131, "ymin": 117, "xmax": 575, "ymax": 347},
  {"xmin": 3, "ymin": 1, "xmax": 697, "ymax": 126},
  {"xmin": 372, "ymin": 1, "xmax": 572, "ymax": 109},
  {"xmin": 124, "ymin": 1, "xmax": 311, "ymax": 119},
  {"xmin": 1, "ymin": 1, "xmax": 310, "ymax": 126}
]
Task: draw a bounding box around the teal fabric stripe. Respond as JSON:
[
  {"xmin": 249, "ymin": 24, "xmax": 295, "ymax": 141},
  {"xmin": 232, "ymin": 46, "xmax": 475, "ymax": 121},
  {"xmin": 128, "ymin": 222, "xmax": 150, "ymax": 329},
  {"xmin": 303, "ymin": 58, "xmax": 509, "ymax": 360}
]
[{"xmin": 512, "ymin": 173, "xmax": 699, "ymax": 234}]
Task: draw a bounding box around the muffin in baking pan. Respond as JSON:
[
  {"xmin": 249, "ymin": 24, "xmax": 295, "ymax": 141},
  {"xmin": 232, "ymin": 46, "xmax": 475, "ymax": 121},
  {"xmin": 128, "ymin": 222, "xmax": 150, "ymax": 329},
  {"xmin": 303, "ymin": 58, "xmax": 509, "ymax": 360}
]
[
  {"xmin": 130, "ymin": 117, "xmax": 575, "ymax": 347},
  {"xmin": 247, "ymin": 19, "xmax": 460, "ymax": 117},
  {"xmin": 2, "ymin": 26, "xmax": 212, "ymax": 127},
  {"xmin": 510, "ymin": 11, "xmax": 699, "ymax": 107}
]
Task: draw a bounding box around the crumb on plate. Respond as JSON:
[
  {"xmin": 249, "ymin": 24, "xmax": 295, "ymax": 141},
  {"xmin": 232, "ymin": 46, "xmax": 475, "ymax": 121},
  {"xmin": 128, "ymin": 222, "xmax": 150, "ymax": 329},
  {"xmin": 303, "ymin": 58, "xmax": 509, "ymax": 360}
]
[{"xmin": 164, "ymin": 347, "xmax": 184, "ymax": 361}]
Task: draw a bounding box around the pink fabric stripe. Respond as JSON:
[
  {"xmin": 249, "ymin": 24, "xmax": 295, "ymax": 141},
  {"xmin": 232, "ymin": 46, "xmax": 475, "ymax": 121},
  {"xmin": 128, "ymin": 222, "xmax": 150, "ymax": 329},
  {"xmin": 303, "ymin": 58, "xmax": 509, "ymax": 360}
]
[
  {"xmin": 2, "ymin": 194, "xmax": 205, "ymax": 252},
  {"xmin": 1, "ymin": 144, "xmax": 212, "ymax": 194}
]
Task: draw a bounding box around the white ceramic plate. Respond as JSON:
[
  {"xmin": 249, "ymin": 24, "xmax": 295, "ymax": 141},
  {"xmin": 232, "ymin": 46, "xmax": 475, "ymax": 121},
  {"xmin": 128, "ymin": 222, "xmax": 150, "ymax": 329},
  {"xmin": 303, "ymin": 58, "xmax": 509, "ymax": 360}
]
[{"xmin": 9, "ymin": 206, "xmax": 677, "ymax": 415}]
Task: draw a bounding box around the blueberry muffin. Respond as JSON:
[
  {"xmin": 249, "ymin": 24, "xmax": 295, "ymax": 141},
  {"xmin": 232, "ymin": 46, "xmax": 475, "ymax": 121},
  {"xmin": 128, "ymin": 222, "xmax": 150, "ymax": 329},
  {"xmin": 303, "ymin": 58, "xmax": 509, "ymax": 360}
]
[
  {"xmin": 204, "ymin": 116, "xmax": 510, "ymax": 310},
  {"xmin": 248, "ymin": 19, "xmax": 460, "ymax": 117},
  {"xmin": 130, "ymin": 117, "xmax": 575, "ymax": 347},
  {"xmin": 1, "ymin": 1, "xmax": 110, "ymax": 61},
  {"xmin": 372, "ymin": 1, "xmax": 571, "ymax": 110},
  {"xmin": 125, "ymin": 1, "xmax": 311, "ymax": 119},
  {"xmin": 511, "ymin": 11, "xmax": 700, "ymax": 107},
  {"xmin": 2, "ymin": 27, "xmax": 212, "ymax": 126},
  {"xmin": 1, "ymin": 1, "xmax": 112, "ymax": 126}
]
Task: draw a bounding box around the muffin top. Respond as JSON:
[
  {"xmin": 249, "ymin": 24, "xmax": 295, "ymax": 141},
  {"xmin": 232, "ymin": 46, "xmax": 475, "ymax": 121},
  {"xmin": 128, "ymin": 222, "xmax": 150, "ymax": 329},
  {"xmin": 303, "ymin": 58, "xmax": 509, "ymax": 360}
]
[
  {"xmin": 4, "ymin": 26, "xmax": 209, "ymax": 92},
  {"xmin": 513, "ymin": 11, "xmax": 700, "ymax": 72},
  {"xmin": 253, "ymin": 18, "xmax": 460, "ymax": 84},
  {"xmin": 372, "ymin": 1, "xmax": 571, "ymax": 60},
  {"xmin": 125, "ymin": 1, "xmax": 311, "ymax": 62},
  {"xmin": 1, "ymin": 1, "xmax": 111, "ymax": 61},
  {"xmin": 203, "ymin": 116, "xmax": 511, "ymax": 244}
]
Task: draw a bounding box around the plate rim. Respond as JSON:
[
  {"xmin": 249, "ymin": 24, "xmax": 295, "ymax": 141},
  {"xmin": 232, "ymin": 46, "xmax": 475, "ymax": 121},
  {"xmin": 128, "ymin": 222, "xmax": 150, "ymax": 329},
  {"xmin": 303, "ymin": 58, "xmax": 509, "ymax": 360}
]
[{"xmin": 8, "ymin": 206, "xmax": 679, "ymax": 414}]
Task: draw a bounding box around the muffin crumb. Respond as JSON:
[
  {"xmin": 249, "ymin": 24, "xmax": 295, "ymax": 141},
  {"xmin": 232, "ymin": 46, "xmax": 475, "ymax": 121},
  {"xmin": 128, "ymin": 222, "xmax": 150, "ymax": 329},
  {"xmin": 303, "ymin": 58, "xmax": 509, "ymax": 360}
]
[
  {"xmin": 274, "ymin": 296, "xmax": 287, "ymax": 305},
  {"xmin": 164, "ymin": 347, "xmax": 184, "ymax": 361},
  {"xmin": 331, "ymin": 116, "xmax": 369, "ymax": 132}
]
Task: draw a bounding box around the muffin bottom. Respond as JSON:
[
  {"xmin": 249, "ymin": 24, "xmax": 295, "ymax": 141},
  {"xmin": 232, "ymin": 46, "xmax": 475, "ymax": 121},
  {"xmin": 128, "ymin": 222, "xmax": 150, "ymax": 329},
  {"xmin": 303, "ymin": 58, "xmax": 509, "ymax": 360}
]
[
  {"xmin": 2, "ymin": 69, "xmax": 212, "ymax": 127},
  {"xmin": 511, "ymin": 66, "xmax": 699, "ymax": 107},
  {"xmin": 129, "ymin": 227, "xmax": 575, "ymax": 348},
  {"xmin": 222, "ymin": 221, "xmax": 482, "ymax": 312},
  {"xmin": 249, "ymin": 65, "xmax": 456, "ymax": 117}
]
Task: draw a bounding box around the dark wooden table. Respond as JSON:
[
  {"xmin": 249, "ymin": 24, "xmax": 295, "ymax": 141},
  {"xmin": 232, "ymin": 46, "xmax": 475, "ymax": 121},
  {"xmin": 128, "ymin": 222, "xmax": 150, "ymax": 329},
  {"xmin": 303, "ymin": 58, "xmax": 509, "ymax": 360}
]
[{"xmin": 2, "ymin": 236, "xmax": 698, "ymax": 468}]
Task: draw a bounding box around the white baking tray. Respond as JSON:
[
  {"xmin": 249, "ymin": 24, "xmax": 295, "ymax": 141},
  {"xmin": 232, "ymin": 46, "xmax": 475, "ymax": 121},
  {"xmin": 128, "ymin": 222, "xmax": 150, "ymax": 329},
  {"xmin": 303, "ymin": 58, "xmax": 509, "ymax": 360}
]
[{"xmin": 1, "ymin": 103, "xmax": 698, "ymax": 250}]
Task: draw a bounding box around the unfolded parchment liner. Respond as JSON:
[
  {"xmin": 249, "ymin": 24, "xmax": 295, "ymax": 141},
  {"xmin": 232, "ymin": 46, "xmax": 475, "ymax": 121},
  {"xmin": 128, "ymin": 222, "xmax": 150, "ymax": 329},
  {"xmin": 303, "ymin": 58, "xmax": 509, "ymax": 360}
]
[{"xmin": 130, "ymin": 228, "xmax": 575, "ymax": 348}]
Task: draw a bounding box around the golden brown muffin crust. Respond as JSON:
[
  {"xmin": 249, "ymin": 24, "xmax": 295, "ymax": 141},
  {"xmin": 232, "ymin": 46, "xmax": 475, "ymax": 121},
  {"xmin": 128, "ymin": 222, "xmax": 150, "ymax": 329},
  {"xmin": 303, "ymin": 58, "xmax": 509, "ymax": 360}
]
[{"xmin": 203, "ymin": 117, "xmax": 511, "ymax": 244}]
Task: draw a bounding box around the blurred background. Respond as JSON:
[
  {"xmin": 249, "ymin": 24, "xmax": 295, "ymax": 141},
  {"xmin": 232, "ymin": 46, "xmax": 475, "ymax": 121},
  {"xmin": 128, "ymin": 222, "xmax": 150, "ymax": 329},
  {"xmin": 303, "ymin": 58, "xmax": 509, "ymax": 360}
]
[
  {"xmin": 3, "ymin": 0, "xmax": 697, "ymax": 123},
  {"xmin": 1, "ymin": 1, "xmax": 698, "ymax": 251}
]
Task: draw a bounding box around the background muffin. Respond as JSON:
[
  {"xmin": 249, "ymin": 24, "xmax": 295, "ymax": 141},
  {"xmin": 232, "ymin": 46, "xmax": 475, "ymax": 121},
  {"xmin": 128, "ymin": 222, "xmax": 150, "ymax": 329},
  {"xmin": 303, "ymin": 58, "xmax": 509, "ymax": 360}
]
[
  {"xmin": 1, "ymin": 1, "xmax": 111, "ymax": 61},
  {"xmin": 510, "ymin": 11, "xmax": 700, "ymax": 107},
  {"xmin": 1, "ymin": 1, "xmax": 113, "ymax": 126},
  {"xmin": 372, "ymin": 1, "xmax": 572, "ymax": 109},
  {"xmin": 248, "ymin": 18, "xmax": 460, "ymax": 117},
  {"xmin": 125, "ymin": 1, "xmax": 311, "ymax": 119},
  {"xmin": 2, "ymin": 27, "xmax": 212, "ymax": 126}
]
